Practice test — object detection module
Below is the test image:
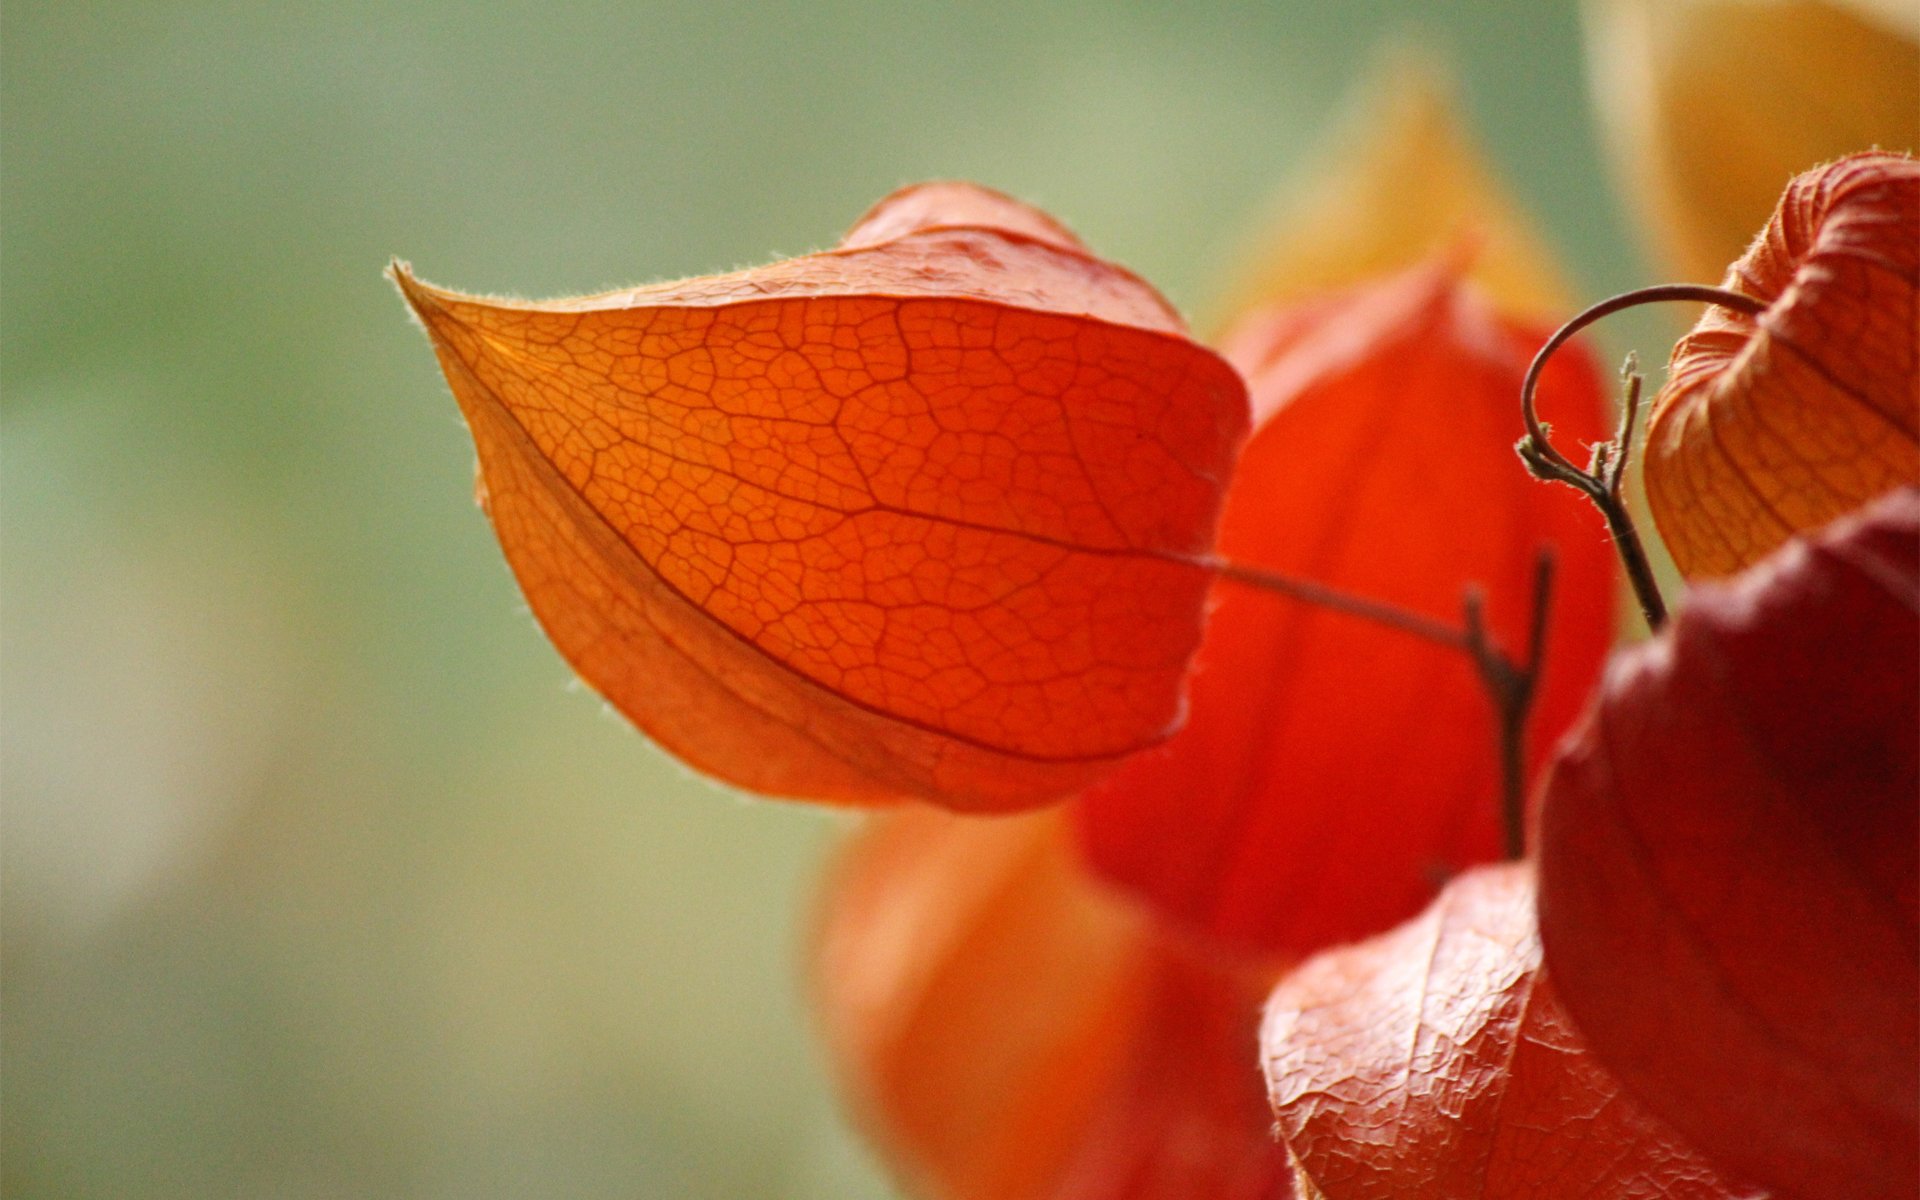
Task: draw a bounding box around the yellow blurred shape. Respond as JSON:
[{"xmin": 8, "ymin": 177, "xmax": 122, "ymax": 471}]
[
  {"xmin": 1587, "ymin": 0, "xmax": 1920, "ymax": 284},
  {"xmin": 1208, "ymin": 53, "xmax": 1575, "ymax": 331}
]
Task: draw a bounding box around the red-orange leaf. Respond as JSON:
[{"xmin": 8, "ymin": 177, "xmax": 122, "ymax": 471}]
[
  {"xmin": 813, "ymin": 808, "xmax": 1291, "ymax": 1200},
  {"xmin": 1261, "ymin": 863, "xmax": 1762, "ymax": 1200},
  {"xmin": 1537, "ymin": 486, "xmax": 1919, "ymax": 1200},
  {"xmin": 392, "ymin": 184, "xmax": 1249, "ymax": 809},
  {"xmin": 1074, "ymin": 264, "xmax": 1614, "ymax": 953},
  {"xmin": 1645, "ymin": 151, "xmax": 1920, "ymax": 577}
]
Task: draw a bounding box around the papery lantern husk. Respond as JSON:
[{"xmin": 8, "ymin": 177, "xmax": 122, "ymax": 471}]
[{"xmin": 1645, "ymin": 151, "xmax": 1919, "ymax": 578}]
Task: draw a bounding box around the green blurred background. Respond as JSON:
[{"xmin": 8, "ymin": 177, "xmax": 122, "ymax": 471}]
[{"xmin": 1, "ymin": 3, "xmax": 1638, "ymax": 1196}]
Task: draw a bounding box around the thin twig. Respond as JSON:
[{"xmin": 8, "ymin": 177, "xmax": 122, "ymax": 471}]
[
  {"xmin": 1207, "ymin": 558, "xmax": 1468, "ymax": 652},
  {"xmin": 1516, "ymin": 283, "xmax": 1767, "ymax": 630},
  {"xmin": 1210, "ymin": 550, "xmax": 1556, "ymax": 860},
  {"xmin": 1522, "ymin": 550, "xmax": 1555, "ymax": 679},
  {"xmin": 1459, "ymin": 553, "xmax": 1556, "ymax": 859}
]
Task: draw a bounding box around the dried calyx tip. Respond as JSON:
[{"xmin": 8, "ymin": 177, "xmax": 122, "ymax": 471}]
[{"xmin": 386, "ymin": 260, "xmax": 445, "ymax": 326}]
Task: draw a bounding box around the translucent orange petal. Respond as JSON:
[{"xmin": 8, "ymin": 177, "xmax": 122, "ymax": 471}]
[{"xmin": 393, "ymin": 184, "xmax": 1249, "ymax": 809}]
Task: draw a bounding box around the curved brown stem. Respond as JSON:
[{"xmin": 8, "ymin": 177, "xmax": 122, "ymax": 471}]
[{"xmin": 1516, "ymin": 284, "xmax": 1767, "ymax": 630}]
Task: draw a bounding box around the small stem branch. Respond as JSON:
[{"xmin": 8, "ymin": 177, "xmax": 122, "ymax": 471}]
[
  {"xmin": 1516, "ymin": 283, "xmax": 1767, "ymax": 631},
  {"xmin": 1210, "ymin": 550, "xmax": 1557, "ymax": 861},
  {"xmin": 1606, "ymin": 367, "xmax": 1642, "ymax": 501},
  {"xmin": 1597, "ymin": 453, "xmax": 1669, "ymax": 629},
  {"xmin": 1462, "ymin": 554, "xmax": 1555, "ymax": 860},
  {"xmin": 1208, "ymin": 558, "xmax": 1467, "ymax": 652}
]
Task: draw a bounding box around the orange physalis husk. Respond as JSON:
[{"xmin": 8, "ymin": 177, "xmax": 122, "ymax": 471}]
[
  {"xmin": 393, "ymin": 183, "xmax": 1249, "ymax": 811},
  {"xmin": 1645, "ymin": 151, "xmax": 1919, "ymax": 577},
  {"xmin": 1537, "ymin": 487, "xmax": 1918, "ymax": 1200},
  {"xmin": 1261, "ymin": 863, "xmax": 1764, "ymax": 1200},
  {"xmin": 1073, "ymin": 261, "xmax": 1615, "ymax": 955},
  {"xmin": 812, "ymin": 807, "xmax": 1292, "ymax": 1200}
]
